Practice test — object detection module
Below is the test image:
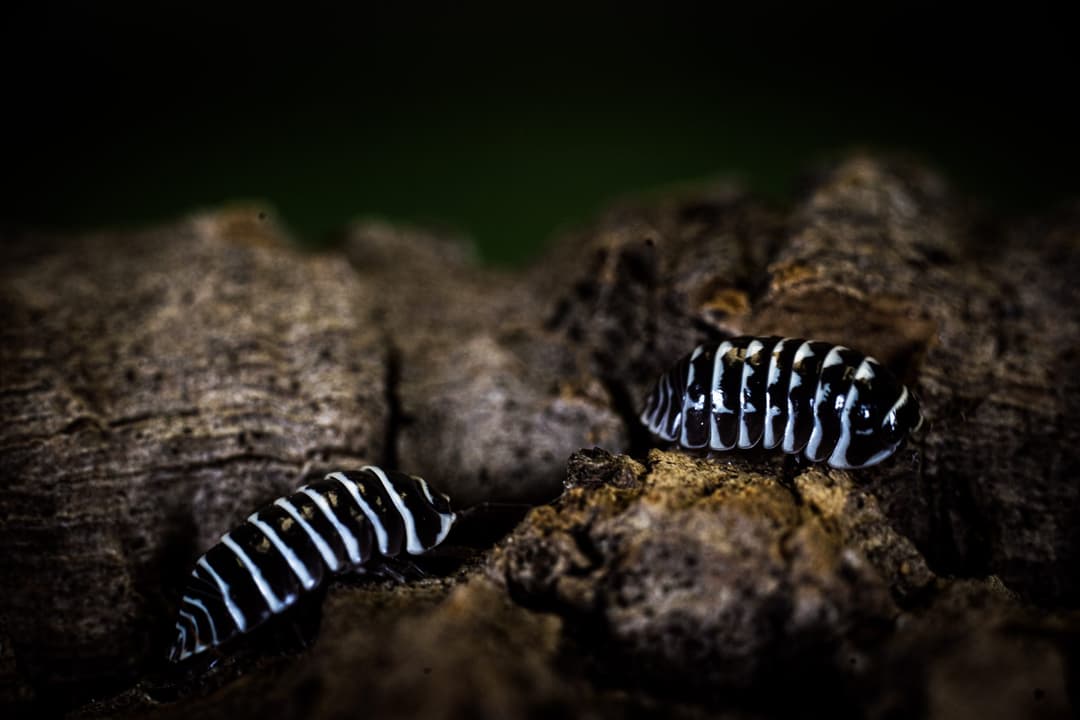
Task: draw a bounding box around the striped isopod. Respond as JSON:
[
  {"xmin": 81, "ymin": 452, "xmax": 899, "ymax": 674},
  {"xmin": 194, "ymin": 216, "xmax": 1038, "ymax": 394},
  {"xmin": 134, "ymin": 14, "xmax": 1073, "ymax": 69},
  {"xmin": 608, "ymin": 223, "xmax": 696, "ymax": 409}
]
[
  {"xmin": 168, "ymin": 466, "xmax": 455, "ymax": 662},
  {"xmin": 640, "ymin": 336, "xmax": 922, "ymax": 469}
]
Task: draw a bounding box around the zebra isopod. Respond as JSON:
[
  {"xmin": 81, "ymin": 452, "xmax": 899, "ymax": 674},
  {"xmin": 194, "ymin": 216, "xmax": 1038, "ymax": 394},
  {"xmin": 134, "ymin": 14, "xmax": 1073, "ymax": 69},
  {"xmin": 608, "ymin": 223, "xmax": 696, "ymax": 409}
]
[
  {"xmin": 168, "ymin": 466, "xmax": 455, "ymax": 662},
  {"xmin": 640, "ymin": 336, "xmax": 922, "ymax": 469}
]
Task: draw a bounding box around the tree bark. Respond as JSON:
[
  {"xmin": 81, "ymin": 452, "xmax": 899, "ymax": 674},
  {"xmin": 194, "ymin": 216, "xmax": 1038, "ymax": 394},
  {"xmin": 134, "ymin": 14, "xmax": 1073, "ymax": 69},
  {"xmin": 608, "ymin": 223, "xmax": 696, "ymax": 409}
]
[{"xmin": 2, "ymin": 156, "xmax": 1077, "ymax": 718}]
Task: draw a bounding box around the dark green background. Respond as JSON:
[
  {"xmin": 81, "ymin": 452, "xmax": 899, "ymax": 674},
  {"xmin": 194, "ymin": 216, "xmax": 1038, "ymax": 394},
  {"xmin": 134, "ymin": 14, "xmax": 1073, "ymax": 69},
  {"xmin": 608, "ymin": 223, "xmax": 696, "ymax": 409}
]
[{"xmin": 4, "ymin": 4, "xmax": 1077, "ymax": 264}]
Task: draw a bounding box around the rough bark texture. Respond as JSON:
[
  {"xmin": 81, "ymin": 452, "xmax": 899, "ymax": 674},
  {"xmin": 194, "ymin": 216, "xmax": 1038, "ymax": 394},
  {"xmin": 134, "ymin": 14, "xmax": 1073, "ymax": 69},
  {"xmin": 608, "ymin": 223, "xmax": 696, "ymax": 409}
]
[
  {"xmin": 494, "ymin": 448, "xmax": 1075, "ymax": 717},
  {"xmin": 1, "ymin": 209, "xmax": 389, "ymax": 703},
  {"xmin": 343, "ymin": 222, "xmax": 625, "ymax": 506},
  {"xmin": 1, "ymin": 156, "xmax": 1077, "ymax": 718},
  {"xmin": 536, "ymin": 158, "xmax": 1080, "ymax": 601}
]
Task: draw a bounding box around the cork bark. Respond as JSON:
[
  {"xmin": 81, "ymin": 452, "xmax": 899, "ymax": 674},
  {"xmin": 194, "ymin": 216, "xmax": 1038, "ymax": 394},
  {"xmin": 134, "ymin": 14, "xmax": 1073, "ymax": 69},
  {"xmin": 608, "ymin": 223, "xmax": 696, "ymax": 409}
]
[{"xmin": 2, "ymin": 156, "xmax": 1077, "ymax": 718}]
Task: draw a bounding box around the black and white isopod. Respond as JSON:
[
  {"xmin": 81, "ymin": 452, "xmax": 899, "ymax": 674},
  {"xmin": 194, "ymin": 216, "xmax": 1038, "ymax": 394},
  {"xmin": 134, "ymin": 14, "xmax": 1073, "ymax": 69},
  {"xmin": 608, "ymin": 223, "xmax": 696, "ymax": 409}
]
[
  {"xmin": 640, "ymin": 337, "xmax": 922, "ymax": 469},
  {"xmin": 168, "ymin": 466, "xmax": 455, "ymax": 662}
]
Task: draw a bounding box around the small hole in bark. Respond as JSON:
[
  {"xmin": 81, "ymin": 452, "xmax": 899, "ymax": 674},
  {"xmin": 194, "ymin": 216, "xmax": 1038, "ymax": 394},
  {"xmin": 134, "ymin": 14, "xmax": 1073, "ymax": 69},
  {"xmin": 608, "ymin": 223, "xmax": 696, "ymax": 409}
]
[
  {"xmin": 912, "ymin": 241, "xmax": 955, "ymax": 266},
  {"xmin": 294, "ymin": 675, "xmax": 322, "ymax": 707},
  {"xmin": 574, "ymin": 281, "xmax": 595, "ymax": 301},
  {"xmin": 545, "ymin": 298, "xmax": 571, "ymax": 329},
  {"xmin": 618, "ymin": 247, "xmax": 656, "ymax": 285}
]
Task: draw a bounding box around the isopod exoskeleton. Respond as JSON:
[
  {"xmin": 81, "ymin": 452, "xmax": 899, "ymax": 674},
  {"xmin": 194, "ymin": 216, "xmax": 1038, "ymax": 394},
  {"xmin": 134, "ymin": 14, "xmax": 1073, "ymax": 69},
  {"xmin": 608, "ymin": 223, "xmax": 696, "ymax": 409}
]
[
  {"xmin": 168, "ymin": 466, "xmax": 455, "ymax": 662},
  {"xmin": 640, "ymin": 337, "xmax": 922, "ymax": 469}
]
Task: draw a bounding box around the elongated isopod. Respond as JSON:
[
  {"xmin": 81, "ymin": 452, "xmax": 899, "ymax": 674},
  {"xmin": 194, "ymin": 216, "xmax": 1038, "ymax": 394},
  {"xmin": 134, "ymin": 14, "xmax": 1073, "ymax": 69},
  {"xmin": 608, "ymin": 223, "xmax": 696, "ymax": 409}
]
[
  {"xmin": 640, "ymin": 337, "xmax": 922, "ymax": 469},
  {"xmin": 168, "ymin": 466, "xmax": 455, "ymax": 662}
]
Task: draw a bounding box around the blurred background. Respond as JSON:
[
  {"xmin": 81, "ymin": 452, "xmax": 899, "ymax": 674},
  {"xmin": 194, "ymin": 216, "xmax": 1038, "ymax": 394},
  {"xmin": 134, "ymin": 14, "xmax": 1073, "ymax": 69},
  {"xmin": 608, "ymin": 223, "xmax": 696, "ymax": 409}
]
[{"xmin": 3, "ymin": 3, "xmax": 1077, "ymax": 264}]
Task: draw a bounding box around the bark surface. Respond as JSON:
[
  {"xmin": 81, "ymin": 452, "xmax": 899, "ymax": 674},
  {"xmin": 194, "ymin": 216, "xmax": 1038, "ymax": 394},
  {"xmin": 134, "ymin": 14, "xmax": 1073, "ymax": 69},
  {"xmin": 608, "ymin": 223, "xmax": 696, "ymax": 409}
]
[{"xmin": 1, "ymin": 157, "xmax": 1077, "ymax": 718}]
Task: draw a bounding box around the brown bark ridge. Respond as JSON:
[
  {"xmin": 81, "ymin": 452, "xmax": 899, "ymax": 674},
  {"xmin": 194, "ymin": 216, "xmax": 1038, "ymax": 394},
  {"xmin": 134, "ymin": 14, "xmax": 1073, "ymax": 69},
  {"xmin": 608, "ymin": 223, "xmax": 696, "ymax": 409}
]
[
  {"xmin": 1, "ymin": 155, "xmax": 1078, "ymax": 718},
  {"xmin": 342, "ymin": 221, "xmax": 626, "ymax": 507}
]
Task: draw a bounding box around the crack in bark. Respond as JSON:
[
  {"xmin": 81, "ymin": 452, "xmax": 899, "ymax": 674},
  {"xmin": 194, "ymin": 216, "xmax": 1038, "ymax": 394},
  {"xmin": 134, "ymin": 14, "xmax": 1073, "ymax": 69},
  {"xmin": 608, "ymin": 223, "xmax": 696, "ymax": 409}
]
[
  {"xmin": 596, "ymin": 372, "xmax": 652, "ymax": 459},
  {"xmin": 107, "ymin": 408, "xmax": 200, "ymax": 428},
  {"xmin": 380, "ymin": 337, "xmax": 402, "ymax": 471}
]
